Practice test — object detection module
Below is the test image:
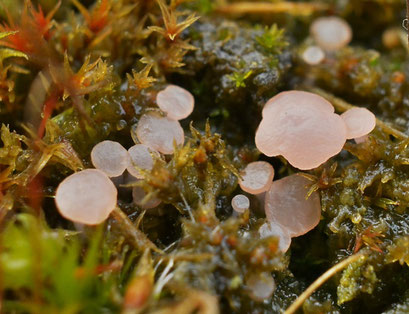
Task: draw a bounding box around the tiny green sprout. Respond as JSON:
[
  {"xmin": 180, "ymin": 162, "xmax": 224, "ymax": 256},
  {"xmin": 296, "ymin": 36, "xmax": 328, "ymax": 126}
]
[
  {"xmin": 255, "ymin": 24, "xmax": 288, "ymax": 54},
  {"xmin": 227, "ymin": 70, "xmax": 253, "ymax": 88}
]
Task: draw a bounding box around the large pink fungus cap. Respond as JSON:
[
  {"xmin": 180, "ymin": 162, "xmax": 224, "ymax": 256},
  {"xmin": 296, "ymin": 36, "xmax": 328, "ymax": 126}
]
[
  {"xmin": 136, "ymin": 113, "xmax": 184, "ymax": 154},
  {"xmin": 265, "ymin": 174, "xmax": 321, "ymax": 237},
  {"xmin": 127, "ymin": 144, "xmax": 155, "ymax": 179},
  {"xmin": 55, "ymin": 169, "xmax": 117, "ymax": 225},
  {"xmin": 91, "ymin": 140, "xmax": 129, "ymax": 177},
  {"xmin": 310, "ymin": 16, "xmax": 352, "ymax": 51},
  {"xmin": 239, "ymin": 161, "xmax": 274, "ymax": 194},
  {"xmin": 341, "ymin": 107, "xmax": 376, "ymax": 140},
  {"xmin": 259, "ymin": 222, "xmax": 291, "ymax": 252},
  {"xmin": 256, "ymin": 91, "xmax": 347, "ymax": 170},
  {"xmin": 156, "ymin": 85, "xmax": 195, "ymax": 120}
]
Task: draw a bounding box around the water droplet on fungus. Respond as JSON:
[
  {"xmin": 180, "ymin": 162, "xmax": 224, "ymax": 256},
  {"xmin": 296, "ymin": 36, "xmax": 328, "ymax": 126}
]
[
  {"xmin": 259, "ymin": 222, "xmax": 291, "ymax": 252},
  {"xmin": 231, "ymin": 194, "xmax": 250, "ymax": 213},
  {"xmin": 127, "ymin": 144, "xmax": 155, "ymax": 179},
  {"xmin": 256, "ymin": 91, "xmax": 347, "ymax": 170},
  {"xmin": 156, "ymin": 85, "xmax": 195, "ymax": 120},
  {"xmin": 239, "ymin": 161, "xmax": 274, "ymax": 194},
  {"xmin": 265, "ymin": 174, "xmax": 321, "ymax": 237},
  {"xmin": 136, "ymin": 113, "xmax": 184, "ymax": 154},
  {"xmin": 310, "ymin": 16, "xmax": 352, "ymax": 51},
  {"xmin": 341, "ymin": 107, "xmax": 376, "ymax": 140},
  {"xmin": 302, "ymin": 45, "xmax": 325, "ymax": 65},
  {"xmin": 55, "ymin": 169, "xmax": 117, "ymax": 225},
  {"xmin": 91, "ymin": 140, "xmax": 129, "ymax": 177}
]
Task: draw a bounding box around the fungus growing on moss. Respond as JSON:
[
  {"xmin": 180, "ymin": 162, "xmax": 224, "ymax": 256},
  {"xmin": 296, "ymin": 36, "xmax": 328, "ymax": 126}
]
[
  {"xmin": 136, "ymin": 113, "xmax": 184, "ymax": 154},
  {"xmin": 256, "ymin": 91, "xmax": 347, "ymax": 170},
  {"xmin": 55, "ymin": 169, "xmax": 117, "ymax": 225},
  {"xmin": 302, "ymin": 45, "xmax": 325, "ymax": 65},
  {"xmin": 239, "ymin": 161, "xmax": 274, "ymax": 194},
  {"xmin": 231, "ymin": 194, "xmax": 250, "ymax": 213},
  {"xmin": 246, "ymin": 272, "xmax": 276, "ymax": 301},
  {"xmin": 310, "ymin": 16, "xmax": 352, "ymax": 51},
  {"xmin": 156, "ymin": 85, "xmax": 195, "ymax": 120},
  {"xmin": 127, "ymin": 144, "xmax": 155, "ymax": 179},
  {"xmin": 91, "ymin": 140, "xmax": 129, "ymax": 177},
  {"xmin": 341, "ymin": 107, "xmax": 376, "ymax": 140},
  {"xmin": 259, "ymin": 222, "xmax": 291, "ymax": 252},
  {"xmin": 265, "ymin": 174, "xmax": 321, "ymax": 237},
  {"xmin": 132, "ymin": 186, "xmax": 161, "ymax": 209}
]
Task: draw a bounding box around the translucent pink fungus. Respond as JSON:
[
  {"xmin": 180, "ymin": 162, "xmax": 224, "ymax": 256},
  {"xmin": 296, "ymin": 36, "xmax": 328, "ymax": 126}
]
[
  {"xmin": 265, "ymin": 174, "xmax": 321, "ymax": 237},
  {"xmin": 127, "ymin": 144, "xmax": 155, "ymax": 179},
  {"xmin": 302, "ymin": 46, "xmax": 325, "ymax": 65},
  {"xmin": 239, "ymin": 161, "xmax": 274, "ymax": 194},
  {"xmin": 246, "ymin": 273, "xmax": 276, "ymax": 301},
  {"xmin": 156, "ymin": 85, "xmax": 195, "ymax": 120},
  {"xmin": 341, "ymin": 107, "xmax": 376, "ymax": 140},
  {"xmin": 256, "ymin": 91, "xmax": 347, "ymax": 170},
  {"xmin": 55, "ymin": 169, "xmax": 117, "ymax": 225},
  {"xmin": 231, "ymin": 194, "xmax": 250, "ymax": 213},
  {"xmin": 310, "ymin": 16, "xmax": 352, "ymax": 51},
  {"xmin": 136, "ymin": 113, "xmax": 184, "ymax": 155},
  {"xmin": 91, "ymin": 140, "xmax": 129, "ymax": 177},
  {"xmin": 259, "ymin": 222, "xmax": 291, "ymax": 252},
  {"xmin": 132, "ymin": 186, "xmax": 161, "ymax": 209}
]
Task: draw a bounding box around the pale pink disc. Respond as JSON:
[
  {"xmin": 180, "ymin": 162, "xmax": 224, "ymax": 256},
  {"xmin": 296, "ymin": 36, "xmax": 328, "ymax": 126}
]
[
  {"xmin": 91, "ymin": 140, "xmax": 129, "ymax": 177},
  {"xmin": 127, "ymin": 144, "xmax": 155, "ymax": 179},
  {"xmin": 132, "ymin": 186, "xmax": 161, "ymax": 209},
  {"xmin": 55, "ymin": 169, "xmax": 118, "ymax": 225},
  {"xmin": 231, "ymin": 194, "xmax": 250, "ymax": 213},
  {"xmin": 265, "ymin": 174, "xmax": 321, "ymax": 237},
  {"xmin": 341, "ymin": 107, "xmax": 376, "ymax": 140},
  {"xmin": 259, "ymin": 222, "xmax": 291, "ymax": 252},
  {"xmin": 246, "ymin": 273, "xmax": 276, "ymax": 301},
  {"xmin": 156, "ymin": 85, "xmax": 195, "ymax": 120},
  {"xmin": 239, "ymin": 161, "xmax": 274, "ymax": 194},
  {"xmin": 302, "ymin": 45, "xmax": 325, "ymax": 65},
  {"xmin": 310, "ymin": 16, "xmax": 352, "ymax": 51},
  {"xmin": 136, "ymin": 113, "xmax": 184, "ymax": 154}
]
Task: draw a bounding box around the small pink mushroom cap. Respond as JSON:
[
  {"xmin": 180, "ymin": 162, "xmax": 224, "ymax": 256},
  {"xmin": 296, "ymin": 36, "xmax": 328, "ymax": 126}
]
[
  {"xmin": 310, "ymin": 16, "xmax": 352, "ymax": 51},
  {"xmin": 55, "ymin": 169, "xmax": 117, "ymax": 225},
  {"xmin": 231, "ymin": 194, "xmax": 250, "ymax": 213},
  {"xmin": 246, "ymin": 272, "xmax": 276, "ymax": 301},
  {"xmin": 136, "ymin": 113, "xmax": 184, "ymax": 154},
  {"xmin": 256, "ymin": 91, "xmax": 347, "ymax": 170},
  {"xmin": 265, "ymin": 174, "xmax": 321, "ymax": 237},
  {"xmin": 156, "ymin": 85, "xmax": 195, "ymax": 120},
  {"xmin": 91, "ymin": 140, "xmax": 129, "ymax": 177},
  {"xmin": 127, "ymin": 144, "xmax": 155, "ymax": 179},
  {"xmin": 259, "ymin": 222, "xmax": 291, "ymax": 252},
  {"xmin": 302, "ymin": 46, "xmax": 325, "ymax": 65},
  {"xmin": 132, "ymin": 186, "xmax": 161, "ymax": 209},
  {"xmin": 341, "ymin": 107, "xmax": 376, "ymax": 140},
  {"xmin": 239, "ymin": 161, "xmax": 275, "ymax": 194}
]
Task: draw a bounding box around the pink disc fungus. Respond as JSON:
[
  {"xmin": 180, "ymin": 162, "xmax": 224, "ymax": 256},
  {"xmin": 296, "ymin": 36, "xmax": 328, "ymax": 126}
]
[
  {"xmin": 231, "ymin": 194, "xmax": 250, "ymax": 213},
  {"xmin": 156, "ymin": 85, "xmax": 195, "ymax": 120},
  {"xmin": 55, "ymin": 169, "xmax": 118, "ymax": 225},
  {"xmin": 132, "ymin": 186, "xmax": 161, "ymax": 209},
  {"xmin": 302, "ymin": 45, "xmax": 325, "ymax": 65},
  {"xmin": 265, "ymin": 174, "xmax": 321, "ymax": 238},
  {"xmin": 136, "ymin": 113, "xmax": 185, "ymax": 155},
  {"xmin": 256, "ymin": 91, "xmax": 347, "ymax": 170},
  {"xmin": 246, "ymin": 272, "xmax": 276, "ymax": 301},
  {"xmin": 310, "ymin": 16, "xmax": 352, "ymax": 51},
  {"xmin": 239, "ymin": 161, "xmax": 275, "ymax": 194},
  {"xmin": 341, "ymin": 107, "xmax": 376, "ymax": 140},
  {"xmin": 127, "ymin": 144, "xmax": 155, "ymax": 179},
  {"xmin": 259, "ymin": 222, "xmax": 291, "ymax": 252},
  {"xmin": 91, "ymin": 140, "xmax": 129, "ymax": 177}
]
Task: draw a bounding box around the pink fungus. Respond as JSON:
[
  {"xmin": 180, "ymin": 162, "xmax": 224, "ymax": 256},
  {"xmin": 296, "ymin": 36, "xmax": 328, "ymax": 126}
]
[
  {"xmin": 256, "ymin": 91, "xmax": 347, "ymax": 170},
  {"xmin": 55, "ymin": 169, "xmax": 117, "ymax": 225},
  {"xmin": 231, "ymin": 194, "xmax": 250, "ymax": 213},
  {"xmin": 246, "ymin": 272, "xmax": 276, "ymax": 301},
  {"xmin": 302, "ymin": 45, "xmax": 325, "ymax": 65},
  {"xmin": 136, "ymin": 113, "xmax": 184, "ymax": 155},
  {"xmin": 91, "ymin": 140, "xmax": 129, "ymax": 177},
  {"xmin": 341, "ymin": 107, "xmax": 376, "ymax": 140},
  {"xmin": 132, "ymin": 186, "xmax": 161, "ymax": 209},
  {"xmin": 259, "ymin": 222, "xmax": 291, "ymax": 252},
  {"xmin": 239, "ymin": 161, "xmax": 274, "ymax": 194},
  {"xmin": 156, "ymin": 85, "xmax": 195, "ymax": 120},
  {"xmin": 310, "ymin": 16, "xmax": 352, "ymax": 51},
  {"xmin": 127, "ymin": 144, "xmax": 155, "ymax": 179},
  {"xmin": 265, "ymin": 174, "xmax": 321, "ymax": 237}
]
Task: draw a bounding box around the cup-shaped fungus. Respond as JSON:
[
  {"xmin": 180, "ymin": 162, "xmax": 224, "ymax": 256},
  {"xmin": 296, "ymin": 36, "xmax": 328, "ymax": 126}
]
[
  {"xmin": 341, "ymin": 107, "xmax": 376, "ymax": 140},
  {"xmin": 246, "ymin": 272, "xmax": 276, "ymax": 301},
  {"xmin": 239, "ymin": 161, "xmax": 275, "ymax": 194},
  {"xmin": 136, "ymin": 113, "xmax": 184, "ymax": 154},
  {"xmin": 132, "ymin": 186, "xmax": 161, "ymax": 209},
  {"xmin": 91, "ymin": 140, "xmax": 129, "ymax": 177},
  {"xmin": 55, "ymin": 169, "xmax": 118, "ymax": 225},
  {"xmin": 231, "ymin": 194, "xmax": 250, "ymax": 213},
  {"xmin": 156, "ymin": 85, "xmax": 195, "ymax": 120},
  {"xmin": 302, "ymin": 46, "xmax": 325, "ymax": 65},
  {"xmin": 265, "ymin": 174, "xmax": 321, "ymax": 238},
  {"xmin": 310, "ymin": 16, "xmax": 352, "ymax": 51},
  {"xmin": 127, "ymin": 144, "xmax": 155, "ymax": 179},
  {"xmin": 259, "ymin": 222, "xmax": 291, "ymax": 252},
  {"xmin": 256, "ymin": 91, "xmax": 347, "ymax": 170}
]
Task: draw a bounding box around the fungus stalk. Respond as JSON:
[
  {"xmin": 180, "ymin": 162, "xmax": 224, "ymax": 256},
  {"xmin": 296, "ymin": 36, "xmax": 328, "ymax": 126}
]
[{"xmin": 284, "ymin": 253, "xmax": 365, "ymax": 314}]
